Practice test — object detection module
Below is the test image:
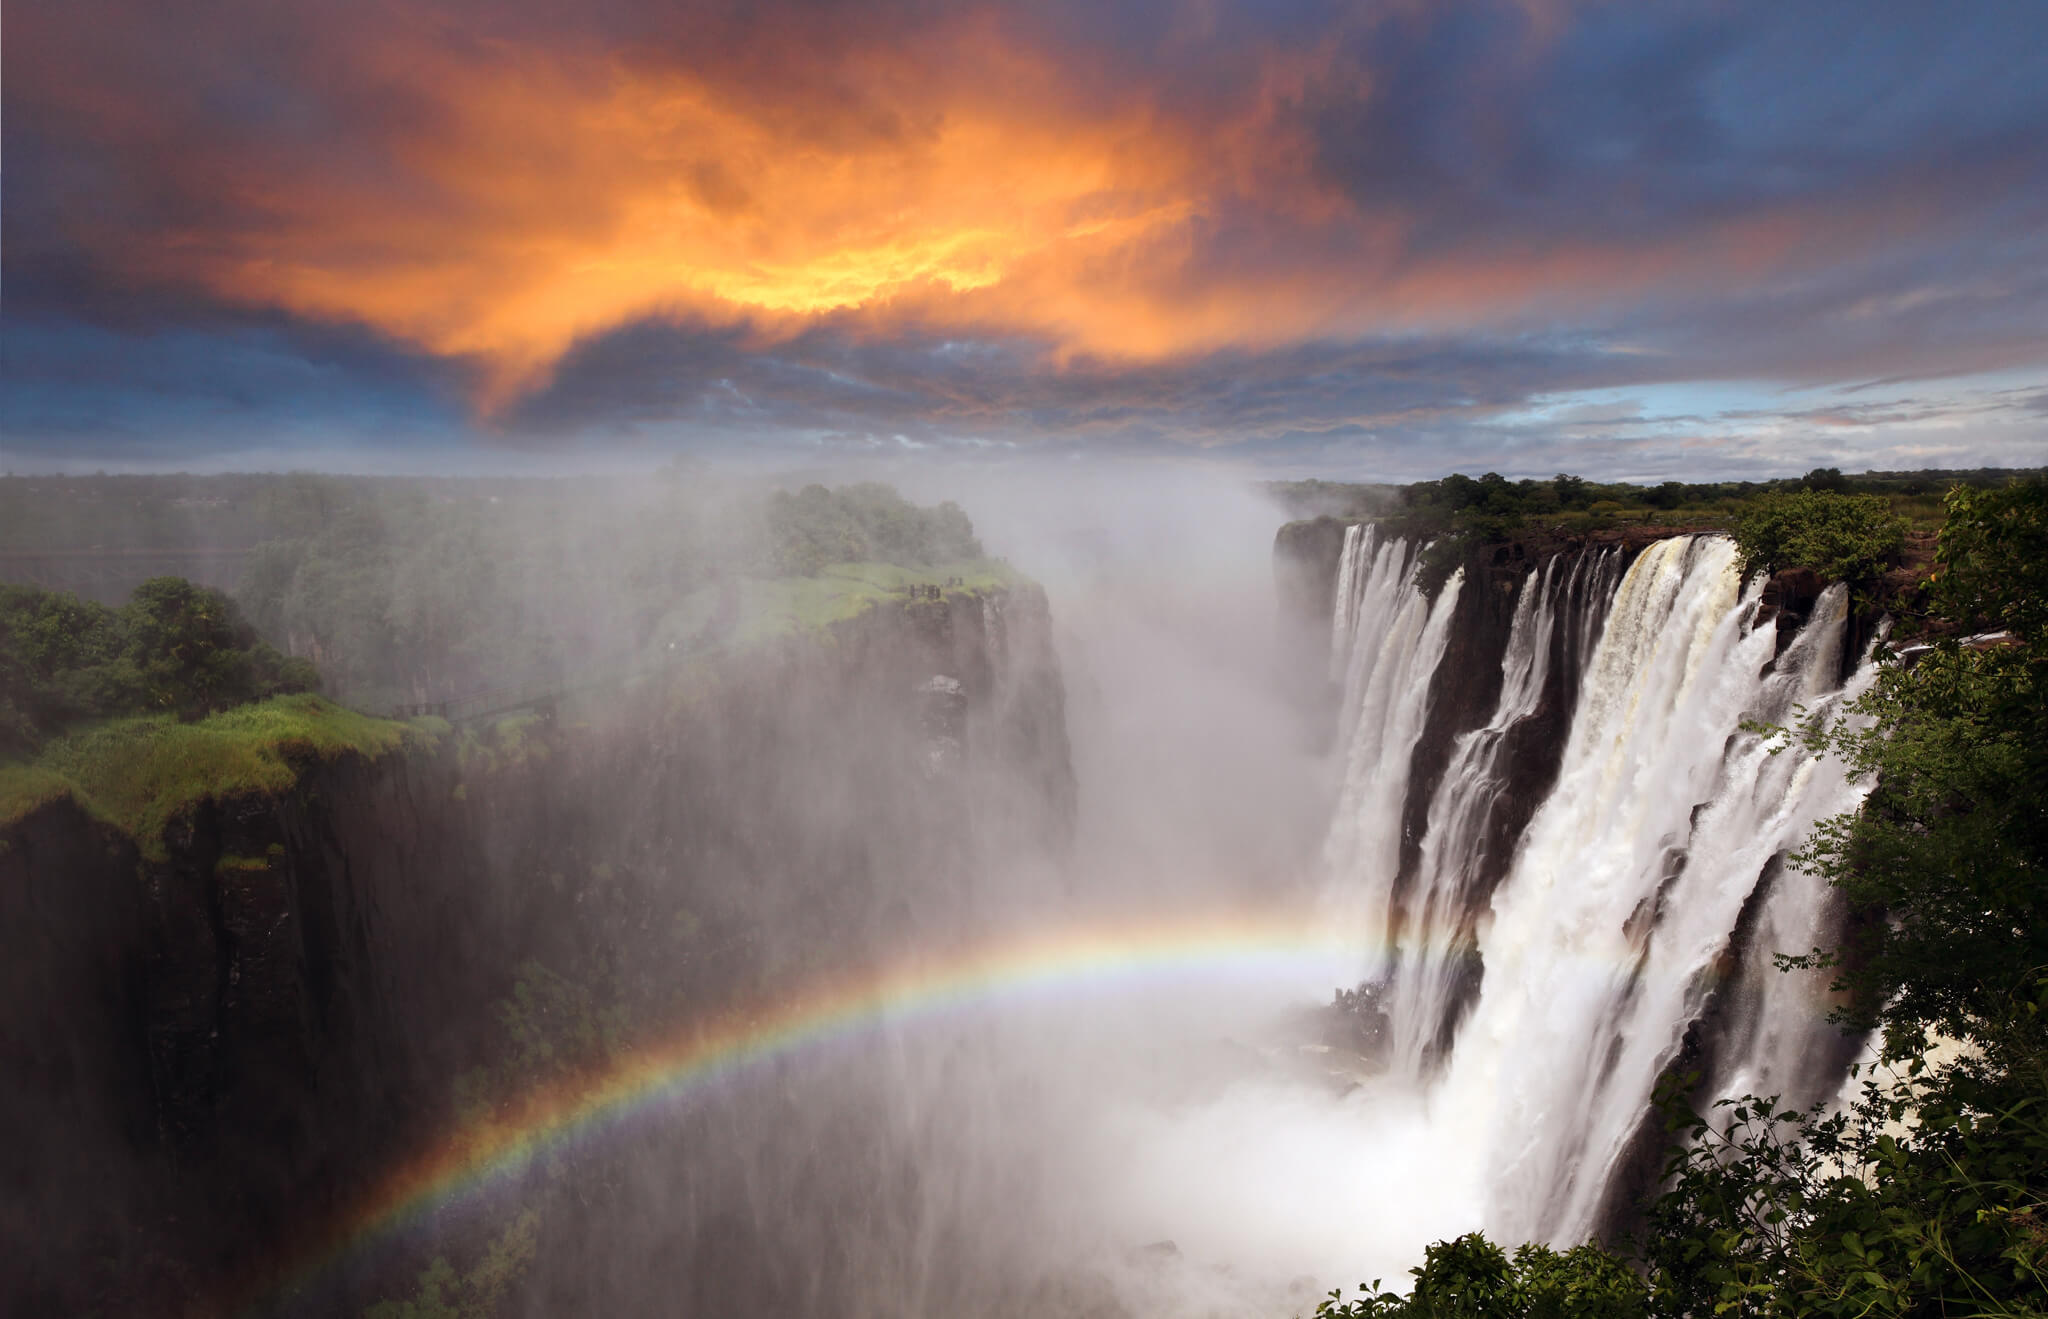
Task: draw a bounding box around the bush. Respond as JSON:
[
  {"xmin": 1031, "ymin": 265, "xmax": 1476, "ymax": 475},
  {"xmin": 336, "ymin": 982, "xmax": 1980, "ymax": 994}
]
[
  {"xmin": 1314, "ymin": 1234, "xmax": 1651, "ymax": 1318},
  {"xmin": 763, "ymin": 483, "xmax": 984, "ymax": 577},
  {"xmin": 0, "ymin": 577, "xmax": 314, "ymax": 757},
  {"xmin": 1731, "ymin": 491, "xmax": 1906, "ymax": 584}
]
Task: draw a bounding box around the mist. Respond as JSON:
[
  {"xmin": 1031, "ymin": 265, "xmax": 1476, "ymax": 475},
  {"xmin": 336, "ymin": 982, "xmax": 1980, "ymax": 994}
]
[{"xmin": 3, "ymin": 456, "xmax": 1892, "ymax": 1318}]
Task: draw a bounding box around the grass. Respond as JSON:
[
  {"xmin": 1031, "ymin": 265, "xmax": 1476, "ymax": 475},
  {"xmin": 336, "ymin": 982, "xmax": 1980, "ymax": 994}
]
[
  {"xmin": 721, "ymin": 559, "xmax": 1013, "ymax": 648},
  {"xmin": 0, "ymin": 693, "xmax": 432, "ymax": 859}
]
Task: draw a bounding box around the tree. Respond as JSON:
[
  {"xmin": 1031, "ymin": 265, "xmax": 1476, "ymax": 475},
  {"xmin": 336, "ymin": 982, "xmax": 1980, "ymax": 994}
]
[
  {"xmin": 1647, "ymin": 481, "xmax": 1690, "ymax": 510},
  {"xmin": 1314, "ymin": 1235, "xmax": 1651, "ymax": 1318},
  {"xmin": 1655, "ymin": 477, "xmax": 2048, "ymax": 1317},
  {"xmin": 1730, "ymin": 490, "xmax": 1906, "ymax": 585},
  {"xmin": 0, "ymin": 585, "xmax": 129, "ymax": 757}
]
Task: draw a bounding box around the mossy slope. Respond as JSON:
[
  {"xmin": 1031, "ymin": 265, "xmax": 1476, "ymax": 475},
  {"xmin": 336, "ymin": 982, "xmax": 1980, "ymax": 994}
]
[{"xmin": 0, "ymin": 693, "xmax": 430, "ymax": 858}]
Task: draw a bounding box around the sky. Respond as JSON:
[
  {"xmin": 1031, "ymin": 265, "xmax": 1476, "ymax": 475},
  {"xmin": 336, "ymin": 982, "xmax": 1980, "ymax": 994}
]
[{"xmin": 4, "ymin": 0, "xmax": 2046, "ymax": 479}]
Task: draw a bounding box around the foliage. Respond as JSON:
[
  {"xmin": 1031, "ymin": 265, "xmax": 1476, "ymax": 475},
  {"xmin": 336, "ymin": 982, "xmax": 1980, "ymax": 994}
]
[
  {"xmin": 1644, "ymin": 1081, "xmax": 2047, "ymax": 1318},
  {"xmin": 0, "ymin": 694, "xmax": 424, "ymax": 857},
  {"xmin": 212, "ymin": 474, "xmax": 992, "ymax": 707},
  {"xmin": 361, "ymin": 1210, "xmax": 540, "ymax": 1319},
  {"xmin": 726, "ymin": 559, "xmax": 1010, "ymax": 646},
  {"xmin": 413, "ymin": 961, "xmax": 630, "ymax": 1319},
  {"xmin": 1930, "ymin": 480, "xmax": 2048, "ymax": 642},
  {"xmin": 496, "ymin": 959, "xmax": 627, "ymax": 1083},
  {"xmin": 764, "ymin": 482, "xmax": 982, "ymax": 577},
  {"xmin": 1652, "ymin": 481, "xmax": 2048, "ymax": 1316},
  {"xmin": 1, "ymin": 577, "xmax": 315, "ymax": 758},
  {"xmin": 1730, "ymin": 491, "xmax": 1907, "ymax": 584},
  {"xmin": 1781, "ymin": 480, "xmax": 2046, "ymax": 1070},
  {"xmin": 451, "ymin": 958, "xmax": 629, "ymax": 1141},
  {"xmin": 1313, "ymin": 1235, "xmax": 1651, "ymax": 1318},
  {"xmin": 1269, "ymin": 466, "xmax": 2039, "ymax": 552}
]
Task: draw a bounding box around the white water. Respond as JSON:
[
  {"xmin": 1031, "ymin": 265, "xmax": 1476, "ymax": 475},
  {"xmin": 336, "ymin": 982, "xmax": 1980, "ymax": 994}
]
[
  {"xmin": 1384, "ymin": 550, "xmax": 1615, "ymax": 1076},
  {"xmin": 1318, "ymin": 533, "xmax": 1880, "ymax": 1246},
  {"xmin": 1319, "ymin": 526, "xmax": 1464, "ymax": 980}
]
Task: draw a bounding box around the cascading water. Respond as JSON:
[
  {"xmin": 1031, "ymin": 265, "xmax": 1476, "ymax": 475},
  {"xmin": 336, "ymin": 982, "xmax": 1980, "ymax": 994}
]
[
  {"xmin": 1317, "ymin": 531, "xmax": 1880, "ymax": 1247},
  {"xmin": 1383, "ymin": 548, "xmax": 1619, "ymax": 1076},
  {"xmin": 1320, "ymin": 525, "xmax": 1464, "ymax": 980}
]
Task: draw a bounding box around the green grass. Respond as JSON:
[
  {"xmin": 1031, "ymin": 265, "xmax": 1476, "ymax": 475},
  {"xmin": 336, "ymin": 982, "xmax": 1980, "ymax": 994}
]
[
  {"xmin": 724, "ymin": 559, "xmax": 1012, "ymax": 648},
  {"xmin": 0, "ymin": 694, "xmax": 432, "ymax": 859}
]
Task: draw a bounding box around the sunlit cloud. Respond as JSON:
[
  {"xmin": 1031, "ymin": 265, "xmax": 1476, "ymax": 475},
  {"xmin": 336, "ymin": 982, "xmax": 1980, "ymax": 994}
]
[{"xmin": 4, "ymin": 0, "xmax": 2045, "ymax": 467}]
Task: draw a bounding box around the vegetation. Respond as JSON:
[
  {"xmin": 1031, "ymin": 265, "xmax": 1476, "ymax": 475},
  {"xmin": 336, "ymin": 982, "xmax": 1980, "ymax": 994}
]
[
  {"xmin": 1271, "ymin": 467, "xmax": 2040, "ymax": 565},
  {"xmin": 1316, "ymin": 1235, "xmax": 1652, "ymax": 1318},
  {"xmin": 763, "ymin": 482, "xmax": 981, "ymax": 576},
  {"xmin": 1318, "ymin": 479, "xmax": 2048, "ymax": 1318},
  {"xmin": 1, "ymin": 576, "xmax": 316, "ymax": 758},
  {"xmin": 0, "ymin": 694, "xmax": 424, "ymax": 857},
  {"xmin": 726, "ymin": 559, "xmax": 1010, "ymax": 647},
  {"xmin": 371, "ymin": 958, "xmax": 639, "ymax": 1319},
  {"xmin": 361, "ymin": 1210, "xmax": 540, "ymax": 1319},
  {"xmin": 0, "ymin": 473, "xmax": 1000, "ymax": 710},
  {"xmin": 1729, "ymin": 491, "xmax": 1906, "ymax": 585}
]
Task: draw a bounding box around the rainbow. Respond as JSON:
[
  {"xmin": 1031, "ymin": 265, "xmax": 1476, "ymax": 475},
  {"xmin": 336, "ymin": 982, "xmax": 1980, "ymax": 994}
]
[{"xmin": 250, "ymin": 907, "xmax": 1374, "ymax": 1308}]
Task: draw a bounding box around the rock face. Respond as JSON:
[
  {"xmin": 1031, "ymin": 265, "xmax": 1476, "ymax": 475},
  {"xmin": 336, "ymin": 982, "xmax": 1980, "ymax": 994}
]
[
  {"xmin": 1, "ymin": 583, "xmax": 1073, "ymax": 1317},
  {"xmin": 1393, "ymin": 541, "xmax": 1627, "ymax": 923}
]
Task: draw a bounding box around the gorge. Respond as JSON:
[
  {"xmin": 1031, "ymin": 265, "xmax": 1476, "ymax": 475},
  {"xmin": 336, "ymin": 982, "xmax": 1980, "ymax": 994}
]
[{"xmin": 0, "ymin": 477, "xmax": 1949, "ymax": 1317}]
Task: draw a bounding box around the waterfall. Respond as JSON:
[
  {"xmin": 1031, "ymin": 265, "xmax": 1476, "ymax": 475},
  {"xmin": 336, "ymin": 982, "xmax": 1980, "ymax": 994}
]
[
  {"xmin": 1320, "ymin": 527, "xmax": 1463, "ymax": 981},
  {"xmin": 1703, "ymin": 592, "xmax": 1884, "ymax": 1114},
  {"xmin": 1382, "ymin": 549, "xmax": 1619, "ymax": 1076},
  {"xmin": 1315, "ymin": 531, "xmax": 1880, "ymax": 1247}
]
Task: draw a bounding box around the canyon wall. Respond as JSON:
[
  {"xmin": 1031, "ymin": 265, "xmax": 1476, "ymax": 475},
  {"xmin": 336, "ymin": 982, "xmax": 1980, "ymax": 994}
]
[{"xmin": 2, "ymin": 584, "xmax": 1072, "ymax": 1317}]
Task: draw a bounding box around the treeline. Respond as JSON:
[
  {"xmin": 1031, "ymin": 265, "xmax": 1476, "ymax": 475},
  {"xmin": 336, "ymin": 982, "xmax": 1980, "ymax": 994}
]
[
  {"xmin": 1319, "ymin": 480, "xmax": 2048, "ymax": 1318},
  {"xmin": 764, "ymin": 482, "xmax": 981, "ymax": 576},
  {"xmin": 1269, "ymin": 467, "xmax": 2045, "ymax": 542},
  {"xmin": 0, "ymin": 474, "xmax": 989, "ymax": 717},
  {"xmin": 0, "ymin": 578, "xmax": 315, "ymax": 759}
]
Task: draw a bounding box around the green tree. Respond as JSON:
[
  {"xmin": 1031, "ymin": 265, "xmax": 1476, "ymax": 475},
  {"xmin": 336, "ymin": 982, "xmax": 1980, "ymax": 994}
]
[
  {"xmin": 1651, "ymin": 477, "xmax": 2048, "ymax": 1317},
  {"xmin": 121, "ymin": 577, "xmax": 313, "ymax": 720},
  {"xmin": 1731, "ymin": 490, "xmax": 1906, "ymax": 584},
  {"xmin": 0, "ymin": 585, "xmax": 130, "ymax": 756},
  {"xmin": 2, "ymin": 578, "xmax": 315, "ymax": 754},
  {"xmin": 1314, "ymin": 1235, "xmax": 1651, "ymax": 1318},
  {"xmin": 1788, "ymin": 480, "xmax": 2046, "ymax": 1069}
]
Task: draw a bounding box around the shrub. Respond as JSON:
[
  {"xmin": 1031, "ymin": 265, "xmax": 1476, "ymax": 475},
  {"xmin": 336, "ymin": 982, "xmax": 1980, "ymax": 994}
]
[{"xmin": 1731, "ymin": 491, "xmax": 1905, "ymax": 584}]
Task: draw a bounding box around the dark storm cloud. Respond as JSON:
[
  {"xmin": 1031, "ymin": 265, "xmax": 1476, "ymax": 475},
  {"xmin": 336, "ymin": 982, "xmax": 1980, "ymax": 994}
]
[{"xmin": 2, "ymin": 0, "xmax": 2044, "ymax": 471}]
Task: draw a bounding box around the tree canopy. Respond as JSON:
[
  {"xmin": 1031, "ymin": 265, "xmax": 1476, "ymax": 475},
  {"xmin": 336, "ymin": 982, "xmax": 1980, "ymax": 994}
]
[
  {"xmin": 1, "ymin": 577, "xmax": 315, "ymax": 758},
  {"xmin": 1730, "ymin": 490, "xmax": 1908, "ymax": 585}
]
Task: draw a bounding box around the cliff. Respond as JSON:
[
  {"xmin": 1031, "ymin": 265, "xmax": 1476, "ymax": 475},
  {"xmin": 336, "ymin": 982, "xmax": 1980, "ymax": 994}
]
[{"xmin": 1, "ymin": 579, "xmax": 1072, "ymax": 1317}]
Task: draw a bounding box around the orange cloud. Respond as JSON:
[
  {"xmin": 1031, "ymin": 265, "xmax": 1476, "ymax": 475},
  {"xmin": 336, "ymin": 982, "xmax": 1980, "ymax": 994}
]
[
  {"xmin": 132, "ymin": 20, "xmax": 1234, "ymax": 408},
  {"xmin": 26, "ymin": 1, "xmax": 1942, "ymax": 415}
]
